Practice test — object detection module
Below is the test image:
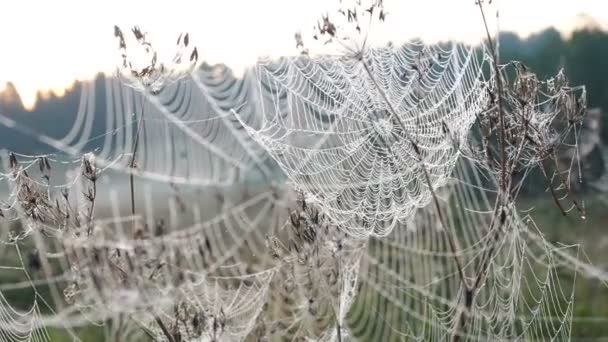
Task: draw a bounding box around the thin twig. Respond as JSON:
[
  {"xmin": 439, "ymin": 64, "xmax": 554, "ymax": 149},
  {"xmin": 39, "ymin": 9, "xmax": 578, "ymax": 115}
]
[
  {"xmin": 129, "ymin": 96, "xmax": 146, "ymax": 216},
  {"xmin": 450, "ymin": 3, "xmax": 512, "ymax": 341},
  {"xmin": 154, "ymin": 315, "xmax": 176, "ymax": 342},
  {"xmin": 478, "ymin": 1, "xmax": 508, "ymax": 194},
  {"xmin": 360, "ymin": 56, "xmax": 469, "ymax": 291}
]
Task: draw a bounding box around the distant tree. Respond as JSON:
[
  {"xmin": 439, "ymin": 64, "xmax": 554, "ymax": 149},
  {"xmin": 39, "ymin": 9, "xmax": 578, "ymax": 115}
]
[
  {"xmin": 566, "ymin": 29, "xmax": 608, "ymax": 140},
  {"xmin": 525, "ymin": 27, "xmax": 565, "ymax": 78},
  {"xmin": 499, "ymin": 28, "xmax": 565, "ymax": 78}
]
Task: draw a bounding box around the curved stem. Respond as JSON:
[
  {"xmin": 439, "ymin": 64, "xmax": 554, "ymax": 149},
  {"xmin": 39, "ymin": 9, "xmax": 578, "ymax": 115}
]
[{"xmin": 129, "ymin": 95, "xmax": 146, "ymax": 216}]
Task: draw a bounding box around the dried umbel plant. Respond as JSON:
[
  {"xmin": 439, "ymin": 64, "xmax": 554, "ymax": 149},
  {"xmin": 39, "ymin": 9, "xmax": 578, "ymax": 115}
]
[
  {"xmin": 114, "ymin": 25, "xmax": 199, "ymax": 94},
  {"xmin": 0, "ymin": 153, "xmax": 102, "ymax": 239},
  {"xmin": 0, "ymin": 153, "xmax": 107, "ymax": 335},
  {"xmin": 10, "ymin": 154, "xmax": 54, "ymax": 225},
  {"xmin": 433, "ymin": 2, "xmax": 588, "ymax": 340},
  {"xmin": 476, "ymin": 64, "xmax": 586, "ymax": 212},
  {"xmin": 1, "ymin": 153, "xmax": 69, "ymax": 240},
  {"xmin": 295, "ymin": 0, "xmax": 388, "ymax": 58},
  {"xmin": 441, "ymin": 63, "xmax": 588, "ymax": 341},
  {"xmin": 261, "ymin": 194, "xmax": 365, "ymax": 341}
]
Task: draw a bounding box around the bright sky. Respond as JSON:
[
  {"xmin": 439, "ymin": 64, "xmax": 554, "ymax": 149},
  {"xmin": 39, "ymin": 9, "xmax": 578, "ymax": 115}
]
[{"xmin": 1, "ymin": 0, "xmax": 606, "ymax": 110}]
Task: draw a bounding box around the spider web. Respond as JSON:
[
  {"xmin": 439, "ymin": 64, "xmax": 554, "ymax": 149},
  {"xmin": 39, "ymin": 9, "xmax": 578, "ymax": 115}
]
[
  {"xmin": 0, "ymin": 155, "xmax": 286, "ymax": 341},
  {"xmin": 347, "ymin": 158, "xmax": 584, "ymax": 341},
  {"xmin": 0, "ymin": 65, "xmax": 273, "ymax": 187},
  {"xmin": 242, "ymin": 40, "xmax": 487, "ymax": 238},
  {"xmin": 0, "ymin": 291, "xmax": 50, "ymax": 342}
]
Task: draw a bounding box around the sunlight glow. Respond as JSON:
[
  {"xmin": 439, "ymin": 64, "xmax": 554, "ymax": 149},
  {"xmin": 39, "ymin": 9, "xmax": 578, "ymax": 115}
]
[{"xmin": 0, "ymin": 0, "xmax": 606, "ymax": 110}]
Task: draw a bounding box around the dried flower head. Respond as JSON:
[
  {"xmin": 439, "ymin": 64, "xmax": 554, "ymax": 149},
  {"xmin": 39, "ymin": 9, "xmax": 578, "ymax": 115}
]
[
  {"xmin": 114, "ymin": 25, "xmax": 199, "ymax": 94},
  {"xmin": 81, "ymin": 152, "xmax": 98, "ymax": 181},
  {"xmin": 296, "ymin": 0, "xmax": 387, "ymax": 58}
]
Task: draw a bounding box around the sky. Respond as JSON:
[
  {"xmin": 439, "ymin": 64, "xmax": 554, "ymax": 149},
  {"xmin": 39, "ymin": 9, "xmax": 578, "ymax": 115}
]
[{"xmin": 1, "ymin": 0, "xmax": 607, "ymax": 110}]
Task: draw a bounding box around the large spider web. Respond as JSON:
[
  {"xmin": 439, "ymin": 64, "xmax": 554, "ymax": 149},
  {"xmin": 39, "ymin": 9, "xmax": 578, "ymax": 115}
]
[
  {"xmin": 1, "ymin": 8, "xmax": 608, "ymax": 342},
  {"xmin": 243, "ymin": 40, "xmax": 487, "ymax": 237}
]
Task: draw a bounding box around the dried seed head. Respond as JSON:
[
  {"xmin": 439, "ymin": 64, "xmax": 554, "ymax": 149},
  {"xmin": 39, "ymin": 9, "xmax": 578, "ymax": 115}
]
[
  {"xmin": 131, "ymin": 26, "xmax": 144, "ymax": 41},
  {"xmin": 81, "ymin": 153, "xmax": 97, "ymax": 181},
  {"xmin": 299, "ymin": 0, "xmax": 387, "ymax": 57},
  {"xmin": 114, "ymin": 25, "xmax": 199, "ymax": 94},
  {"xmin": 9, "ymin": 152, "xmax": 18, "ymax": 170}
]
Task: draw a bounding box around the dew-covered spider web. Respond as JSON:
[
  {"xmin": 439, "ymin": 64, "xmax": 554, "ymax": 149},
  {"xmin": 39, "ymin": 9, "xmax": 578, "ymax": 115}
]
[
  {"xmin": 1, "ymin": 3, "xmax": 608, "ymax": 341},
  {"xmin": 0, "ymin": 158, "xmax": 286, "ymax": 341},
  {"xmin": 0, "ymin": 63, "xmax": 274, "ymax": 186},
  {"xmin": 244, "ymin": 40, "xmax": 487, "ymax": 237}
]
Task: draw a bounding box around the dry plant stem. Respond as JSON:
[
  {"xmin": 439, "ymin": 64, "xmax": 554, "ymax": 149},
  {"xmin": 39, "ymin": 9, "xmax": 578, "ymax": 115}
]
[
  {"xmin": 451, "ymin": 4, "xmax": 511, "ymax": 341},
  {"xmin": 451, "ymin": 200, "xmax": 506, "ymax": 341},
  {"xmin": 154, "ymin": 316, "xmax": 176, "ymax": 342},
  {"xmin": 361, "ymin": 60, "xmax": 409, "ymax": 136},
  {"xmin": 114, "ymin": 315, "xmax": 124, "ymax": 342},
  {"xmin": 470, "ymin": 106, "xmax": 533, "ymax": 288},
  {"xmin": 86, "ymin": 179, "xmax": 97, "ymax": 236},
  {"xmin": 136, "ymin": 322, "xmax": 159, "ymax": 342},
  {"xmin": 550, "ymin": 153, "xmax": 584, "ymax": 215},
  {"xmin": 539, "ymin": 161, "xmax": 567, "ymax": 216},
  {"xmin": 418, "ymin": 153, "xmax": 469, "ymax": 288},
  {"xmin": 64, "ymin": 195, "xmax": 80, "ymax": 228},
  {"xmin": 129, "ymin": 96, "xmax": 146, "ymax": 216},
  {"xmin": 328, "ymin": 292, "xmax": 343, "ymax": 342},
  {"xmin": 127, "ymin": 95, "xmax": 174, "ymax": 342},
  {"xmin": 478, "ymin": 2, "xmax": 507, "ymax": 193},
  {"xmin": 360, "ymin": 58, "xmax": 469, "ymax": 288}
]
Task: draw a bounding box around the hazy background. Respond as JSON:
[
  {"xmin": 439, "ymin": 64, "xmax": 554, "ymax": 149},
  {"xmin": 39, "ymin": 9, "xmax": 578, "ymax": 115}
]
[{"xmin": 1, "ymin": 0, "xmax": 607, "ymax": 109}]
